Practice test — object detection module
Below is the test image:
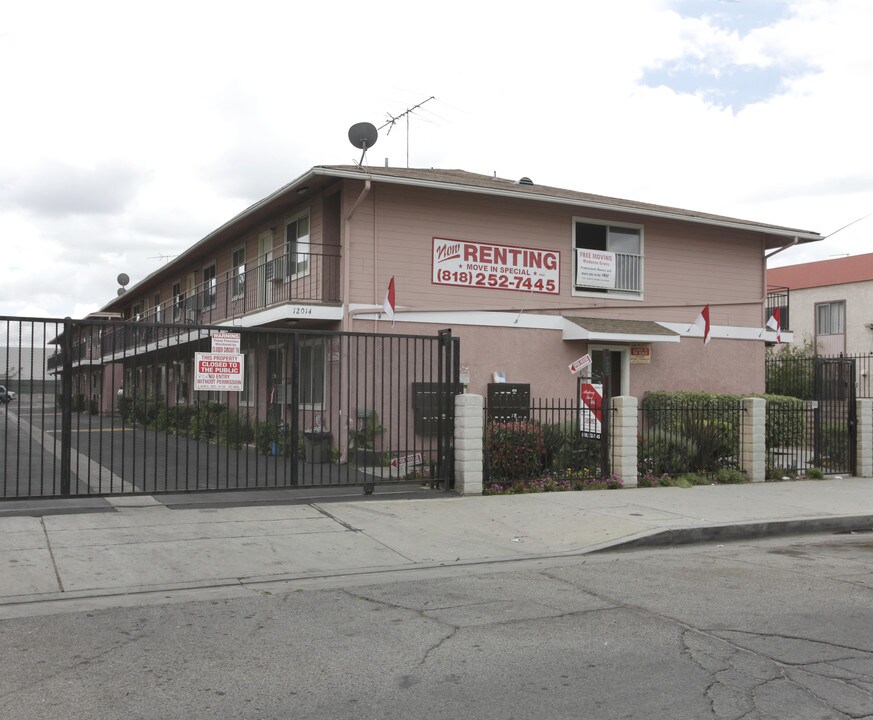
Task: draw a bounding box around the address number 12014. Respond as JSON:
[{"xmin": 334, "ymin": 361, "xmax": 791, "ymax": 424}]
[{"xmin": 436, "ymin": 269, "xmax": 556, "ymax": 292}]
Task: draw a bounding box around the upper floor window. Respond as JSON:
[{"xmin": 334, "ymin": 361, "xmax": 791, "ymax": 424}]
[
  {"xmin": 285, "ymin": 211, "xmax": 310, "ymax": 279},
  {"xmin": 172, "ymin": 281, "xmax": 183, "ymax": 322},
  {"xmin": 232, "ymin": 248, "xmax": 246, "ymax": 299},
  {"xmin": 573, "ymin": 219, "xmax": 642, "ymax": 296},
  {"xmin": 816, "ymin": 301, "xmax": 845, "ymax": 336},
  {"xmin": 202, "ymin": 264, "xmax": 217, "ymax": 309}
]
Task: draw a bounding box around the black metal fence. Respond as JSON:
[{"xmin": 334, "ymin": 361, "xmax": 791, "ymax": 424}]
[
  {"xmin": 638, "ymin": 396, "xmax": 742, "ymax": 480},
  {"xmin": 766, "ymin": 352, "xmax": 873, "ymax": 399},
  {"xmin": 483, "ymin": 380, "xmax": 613, "ymax": 490},
  {"xmin": 764, "ymin": 353, "xmax": 859, "ymax": 476},
  {"xmin": 1, "ymin": 316, "xmax": 459, "ymax": 499}
]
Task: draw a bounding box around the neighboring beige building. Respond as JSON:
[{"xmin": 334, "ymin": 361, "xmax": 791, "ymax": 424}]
[
  {"xmin": 768, "ymin": 253, "xmax": 873, "ymax": 356},
  {"xmin": 61, "ymin": 166, "xmax": 821, "ymax": 413}
]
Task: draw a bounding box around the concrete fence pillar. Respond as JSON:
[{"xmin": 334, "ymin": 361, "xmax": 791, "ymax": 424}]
[
  {"xmin": 610, "ymin": 395, "xmax": 638, "ymax": 487},
  {"xmin": 454, "ymin": 394, "xmax": 484, "ymax": 495},
  {"xmin": 857, "ymin": 398, "xmax": 872, "ymax": 478},
  {"xmin": 741, "ymin": 397, "xmax": 766, "ymax": 483}
]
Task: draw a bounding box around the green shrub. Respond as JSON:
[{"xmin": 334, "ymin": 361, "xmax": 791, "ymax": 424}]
[
  {"xmin": 187, "ymin": 403, "xmax": 225, "ymax": 441},
  {"xmin": 638, "ymin": 427, "xmax": 697, "ymax": 477},
  {"xmin": 805, "ymin": 467, "xmax": 825, "ymax": 480},
  {"xmin": 217, "ymin": 411, "xmax": 254, "ymax": 449},
  {"xmin": 765, "ymin": 340, "xmax": 815, "ymax": 399},
  {"xmin": 676, "ymin": 472, "xmax": 709, "ymax": 487},
  {"xmin": 716, "ymin": 468, "xmax": 746, "ymax": 484},
  {"xmin": 485, "ymin": 420, "xmax": 545, "ymax": 482},
  {"xmin": 821, "ymin": 422, "xmax": 849, "ymax": 469},
  {"xmin": 764, "ymin": 395, "xmax": 807, "ymax": 449}
]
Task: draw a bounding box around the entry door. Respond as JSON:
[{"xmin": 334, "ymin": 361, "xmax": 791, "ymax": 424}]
[{"xmin": 591, "ymin": 348, "xmax": 624, "ymax": 398}]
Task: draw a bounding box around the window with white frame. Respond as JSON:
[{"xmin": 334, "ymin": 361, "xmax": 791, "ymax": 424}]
[
  {"xmin": 284, "ymin": 211, "xmax": 310, "ymax": 279},
  {"xmin": 299, "ymin": 339, "xmax": 325, "ymax": 407},
  {"xmin": 574, "ymin": 219, "xmax": 643, "ymax": 295},
  {"xmin": 816, "ymin": 301, "xmax": 845, "ymax": 336},
  {"xmin": 232, "ymin": 247, "xmax": 246, "ymax": 298}
]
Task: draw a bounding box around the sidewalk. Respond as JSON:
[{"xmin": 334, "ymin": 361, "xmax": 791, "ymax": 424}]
[{"xmin": 2, "ymin": 478, "xmax": 872, "ymax": 616}]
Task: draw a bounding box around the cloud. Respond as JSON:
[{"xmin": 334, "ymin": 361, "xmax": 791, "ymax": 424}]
[{"xmin": 4, "ymin": 161, "xmax": 146, "ymax": 217}]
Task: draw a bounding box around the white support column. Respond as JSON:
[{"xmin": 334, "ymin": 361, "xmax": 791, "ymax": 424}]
[
  {"xmin": 741, "ymin": 397, "xmax": 766, "ymax": 483},
  {"xmin": 454, "ymin": 394, "xmax": 484, "ymax": 495},
  {"xmin": 857, "ymin": 398, "xmax": 872, "ymax": 478},
  {"xmin": 610, "ymin": 395, "xmax": 638, "ymax": 487}
]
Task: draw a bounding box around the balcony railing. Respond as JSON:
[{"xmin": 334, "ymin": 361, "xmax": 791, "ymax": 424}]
[
  {"xmin": 766, "ymin": 285, "xmax": 790, "ymax": 331},
  {"xmin": 98, "ymin": 245, "xmax": 341, "ymax": 357}
]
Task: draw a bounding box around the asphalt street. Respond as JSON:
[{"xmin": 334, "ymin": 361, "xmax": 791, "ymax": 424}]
[{"xmin": 2, "ymin": 531, "xmax": 872, "ymax": 720}]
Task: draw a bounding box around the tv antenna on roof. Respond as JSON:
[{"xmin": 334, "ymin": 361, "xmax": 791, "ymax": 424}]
[
  {"xmin": 348, "ymin": 122, "xmax": 378, "ymax": 166},
  {"xmin": 378, "ymin": 96, "xmax": 435, "ymax": 168}
]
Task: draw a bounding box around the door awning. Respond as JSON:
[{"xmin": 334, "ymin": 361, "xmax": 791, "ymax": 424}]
[{"xmin": 562, "ymin": 316, "xmax": 681, "ymax": 343}]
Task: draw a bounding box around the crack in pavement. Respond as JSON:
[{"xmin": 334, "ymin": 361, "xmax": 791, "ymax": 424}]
[{"xmin": 538, "ymin": 567, "xmax": 873, "ymax": 719}]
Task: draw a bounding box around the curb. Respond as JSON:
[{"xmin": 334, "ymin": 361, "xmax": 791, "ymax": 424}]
[{"xmin": 594, "ymin": 514, "xmax": 873, "ymax": 552}]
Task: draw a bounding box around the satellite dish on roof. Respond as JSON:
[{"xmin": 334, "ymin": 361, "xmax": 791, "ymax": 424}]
[
  {"xmin": 117, "ymin": 273, "xmax": 130, "ymax": 287},
  {"xmin": 348, "ymin": 122, "xmax": 378, "ymax": 165},
  {"xmin": 117, "ymin": 287, "xmax": 126, "ymax": 297}
]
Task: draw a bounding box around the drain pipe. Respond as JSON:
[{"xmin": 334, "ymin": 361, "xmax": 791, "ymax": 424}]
[
  {"xmin": 342, "ymin": 179, "xmax": 371, "ymax": 332},
  {"xmin": 339, "ymin": 179, "xmax": 371, "ymax": 466}
]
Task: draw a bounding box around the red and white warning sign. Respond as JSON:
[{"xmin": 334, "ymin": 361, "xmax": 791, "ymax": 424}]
[
  {"xmin": 194, "ymin": 352, "xmax": 244, "ymax": 392},
  {"xmin": 579, "ymin": 382, "xmax": 603, "ymax": 437}
]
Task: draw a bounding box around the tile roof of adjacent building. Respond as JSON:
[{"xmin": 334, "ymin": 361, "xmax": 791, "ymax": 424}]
[{"xmin": 768, "ymin": 252, "xmax": 873, "ymax": 290}]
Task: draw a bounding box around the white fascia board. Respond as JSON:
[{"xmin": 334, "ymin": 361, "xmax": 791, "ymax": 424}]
[
  {"xmin": 233, "ymin": 304, "xmax": 343, "ymax": 327},
  {"xmin": 351, "ymin": 307, "xmax": 672, "ymax": 342},
  {"xmin": 658, "ymin": 322, "xmax": 795, "ymax": 343},
  {"xmin": 349, "ymin": 306, "xmax": 567, "ymax": 330}
]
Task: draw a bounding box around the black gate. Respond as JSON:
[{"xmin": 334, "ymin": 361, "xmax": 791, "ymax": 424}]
[
  {"xmin": 813, "ymin": 357, "xmax": 856, "ymax": 474},
  {"xmin": 0, "ymin": 316, "xmax": 459, "ymax": 499},
  {"xmin": 765, "ymin": 353, "xmax": 857, "ymax": 476},
  {"xmin": 482, "ymin": 352, "xmax": 611, "ymax": 489}
]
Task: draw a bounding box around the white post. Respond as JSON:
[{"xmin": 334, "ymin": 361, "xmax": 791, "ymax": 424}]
[
  {"xmin": 741, "ymin": 397, "xmax": 766, "ymax": 483},
  {"xmin": 454, "ymin": 394, "xmax": 484, "ymax": 495},
  {"xmin": 609, "ymin": 396, "xmax": 638, "ymax": 487},
  {"xmin": 857, "ymin": 398, "xmax": 872, "ymax": 478}
]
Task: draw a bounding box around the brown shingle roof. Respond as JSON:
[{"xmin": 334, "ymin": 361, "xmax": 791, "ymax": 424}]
[{"xmin": 318, "ymin": 165, "xmax": 821, "ymax": 239}]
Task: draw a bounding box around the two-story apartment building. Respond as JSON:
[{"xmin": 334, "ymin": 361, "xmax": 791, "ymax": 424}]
[{"xmin": 77, "ymin": 165, "xmax": 820, "ymax": 415}]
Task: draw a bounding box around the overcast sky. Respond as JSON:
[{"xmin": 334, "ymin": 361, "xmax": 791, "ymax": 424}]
[{"xmin": 3, "ymin": 0, "xmax": 872, "ymax": 319}]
